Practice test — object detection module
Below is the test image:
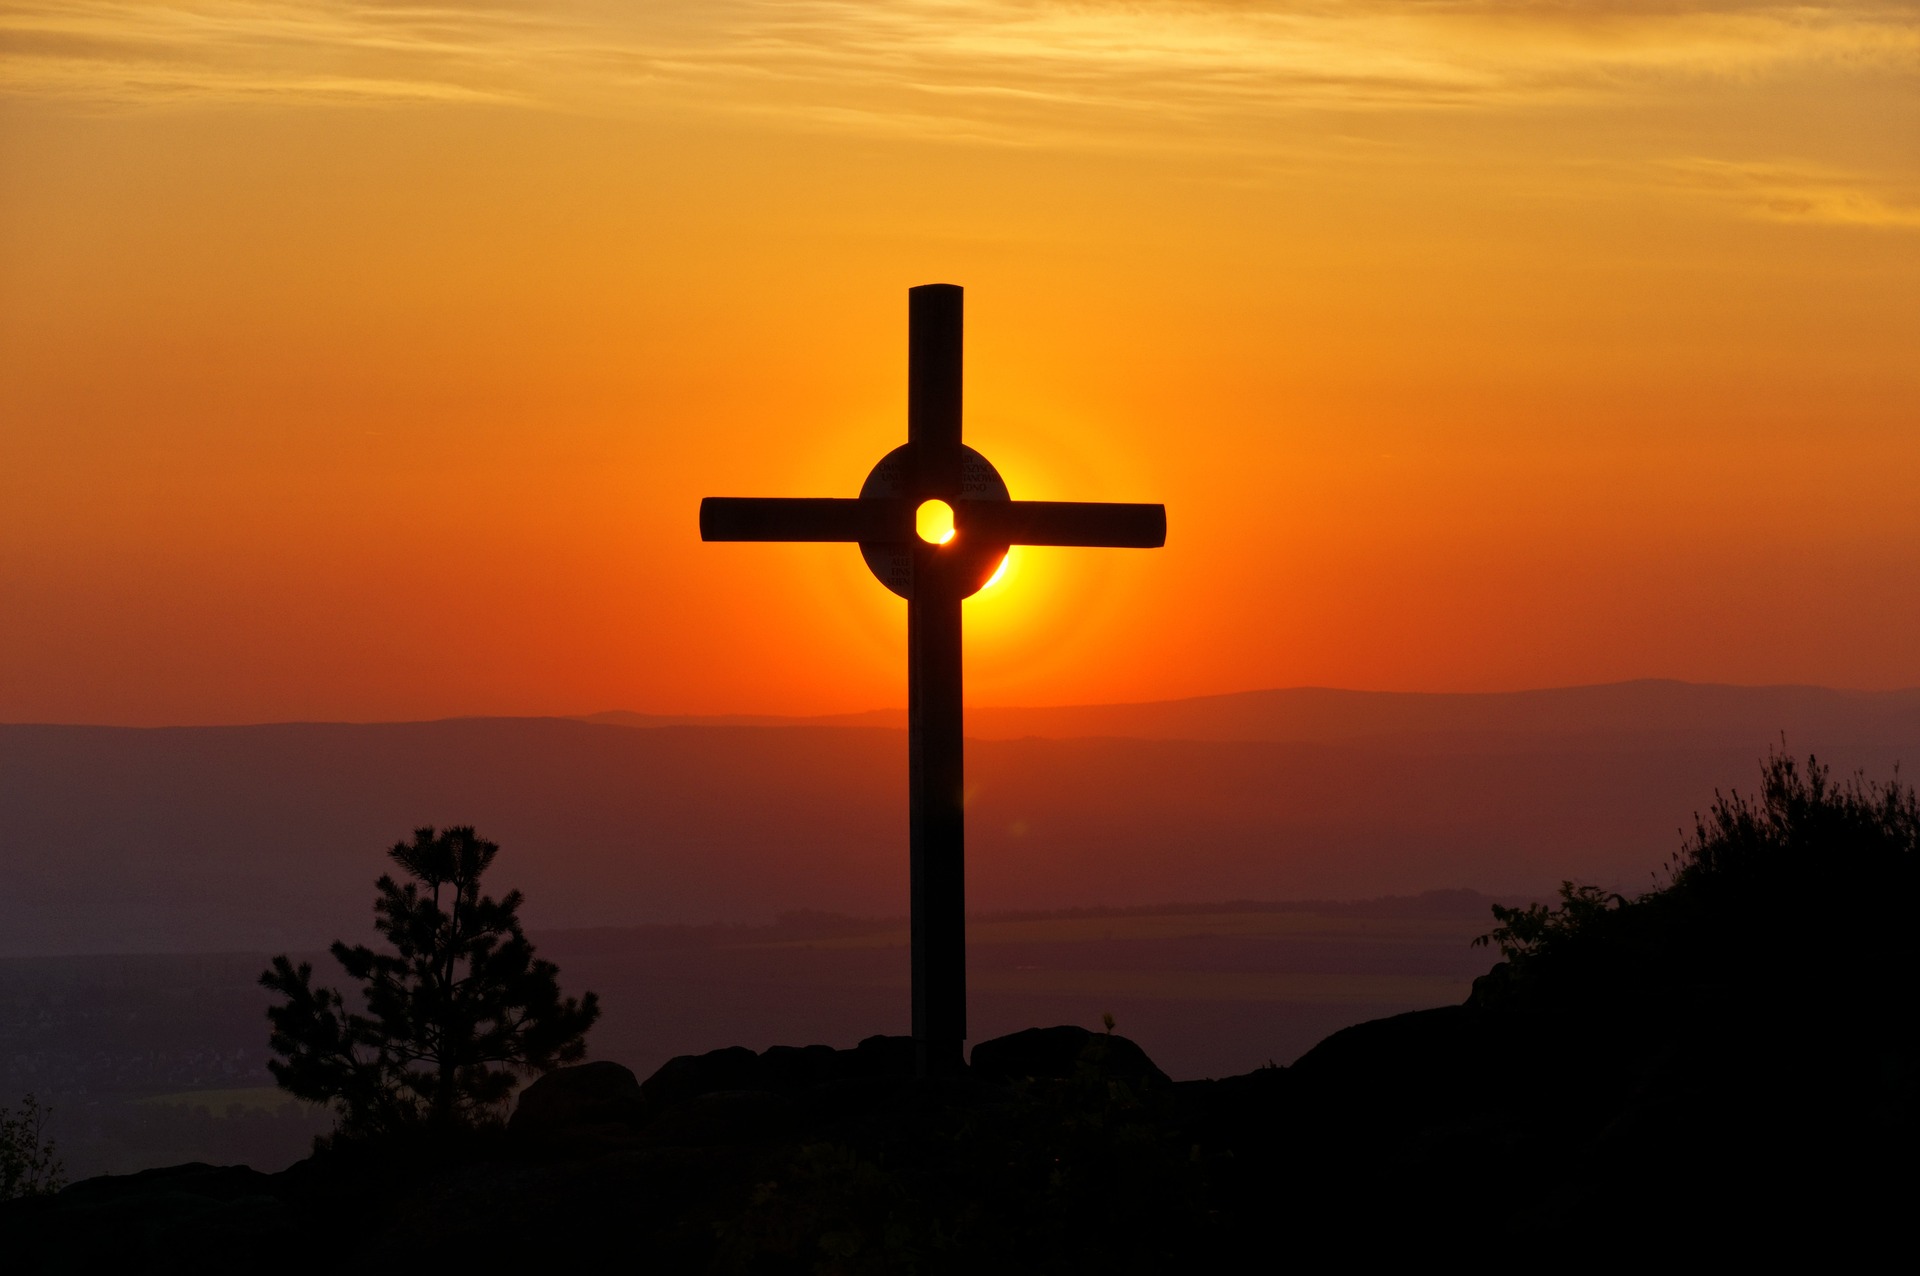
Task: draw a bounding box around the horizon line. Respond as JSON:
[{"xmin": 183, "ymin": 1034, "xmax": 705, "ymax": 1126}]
[{"xmin": 7, "ymin": 676, "xmax": 1920, "ymax": 733}]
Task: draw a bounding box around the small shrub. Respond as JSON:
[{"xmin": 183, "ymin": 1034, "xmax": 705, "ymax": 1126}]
[
  {"xmin": 1474, "ymin": 882, "xmax": 1626, "ymax": 965},
  {"xmin": 1, "ymin": 1094, "xmax": 64, "ymax": 1200}
]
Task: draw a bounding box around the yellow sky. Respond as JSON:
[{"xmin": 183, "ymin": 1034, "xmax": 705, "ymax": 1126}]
[{"xmin": 2, "ymin": 1, "xmax": 1917, "ymax": 724}]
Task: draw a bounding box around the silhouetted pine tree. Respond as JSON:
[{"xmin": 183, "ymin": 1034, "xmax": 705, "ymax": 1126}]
[{"xmin": 261, "ymin": 826, "xmax": 599, "ymax": 1136}]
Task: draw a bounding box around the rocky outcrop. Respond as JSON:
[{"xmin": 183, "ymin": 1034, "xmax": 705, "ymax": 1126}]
[
  {"xmin": 969, "ymin": 1025, "xmax": 1171, "ymax": 1089},
  {"xmin": 512, "ymin": 1026, "xmax": 1171, "ymax": 1142},
  {"xmin": 631, "ymin": 1033, "xmax": 919, "ymax": 1117},
  {"xmin": 508, "ymin": 1060, "xmax": 647, "ymax": 1134},
  {"xmin": 8, "ymin": 988, "xmax": 1905, "ymax": 1273},
  {"xmin": 0, "ymin": 1163, "xmax": 291, "ymax": 1269}
]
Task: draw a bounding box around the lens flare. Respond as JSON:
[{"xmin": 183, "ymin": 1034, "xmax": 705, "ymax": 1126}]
[{"xmin": 915, "ymin": 499, "xmax": 955, "ymax": 545}]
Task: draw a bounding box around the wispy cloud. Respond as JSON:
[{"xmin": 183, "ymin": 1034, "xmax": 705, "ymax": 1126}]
[
  {"xmin": 1668, "ymin": 158, "xmax": 1920, "ymax": 230},
  {"xmin": 3, "ymin": 1, "xmax": 1915, "ymax": 124},
  {"xmin": 0, "ymin": 2, "xmax": 577, "ymax": 107}
]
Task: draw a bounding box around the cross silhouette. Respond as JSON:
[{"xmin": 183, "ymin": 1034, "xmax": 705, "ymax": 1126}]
[{"xmin": 700, "ymin": 284, "xmax": 1166, "ymax": 1075}]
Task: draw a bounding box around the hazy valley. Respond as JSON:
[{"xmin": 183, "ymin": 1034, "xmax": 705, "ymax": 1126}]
[{"xmin": 3, "ymin": 679, "xmax": 1914, "ymax": 1178}]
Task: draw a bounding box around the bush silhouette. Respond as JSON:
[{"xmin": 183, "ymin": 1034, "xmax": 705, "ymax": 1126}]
[
  {"xmin": 1475, "ymin": 750, "xmax": 1918, "ymax": 1006},
  {"xmin": 261, "ymin": 826, "xmax": 600, "ymax": 1137},
  {"xmin": 0, "ymin": 1095, "xmax": 63, "ymax": 1200}
]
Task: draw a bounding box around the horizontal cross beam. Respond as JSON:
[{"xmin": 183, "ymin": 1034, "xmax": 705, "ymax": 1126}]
[
  {"xmin": 700, "ymin": 497, "xmax": 1166, "ymax": 549},
  {"xmin": 961, "ymin": 500, "xmax": 1165, "ymax": 548},
  {"xmin": 699, "ymin": 497, "xmax": 904, "ymax": 543}
]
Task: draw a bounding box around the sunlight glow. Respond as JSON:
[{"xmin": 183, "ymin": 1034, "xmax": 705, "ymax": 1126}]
[
  {"xmin": 916, "ymin": 499, "xmax": 955, "ymax": 545},
  {"xmin": 4, "ymin": 0, "xmax": 1916, "ymax": 722},
  {"xmin": 981, "ymin": 550, "xmax": 1012, "ymax": 592}
]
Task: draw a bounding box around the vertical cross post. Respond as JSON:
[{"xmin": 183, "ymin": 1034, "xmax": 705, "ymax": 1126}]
[{"xmin": 907, "ymin": 284, "xmax": 967, "ymax": 1077}]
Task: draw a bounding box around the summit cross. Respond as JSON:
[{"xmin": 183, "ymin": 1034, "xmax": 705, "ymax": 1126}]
[{"xmin": 699, "ymin": 283, "xmax": 1167, "ymax": 1075}]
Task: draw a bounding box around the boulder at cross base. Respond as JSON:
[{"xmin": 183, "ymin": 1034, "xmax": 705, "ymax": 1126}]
[
  {"xmin": 510, "ymin": 1060, "xmax": 647, "ymax": 1133},
  {"xmin": 638, "ymin": 1045, "xmax": 763, "ymax": 1110},
  {"xmin": 970, "ymin": 1025, "xmax": 1171, "ymax": 1088},
  {"xmin": 635, "ymin": 1036, "xmax": 919, "ymax": 1111}
]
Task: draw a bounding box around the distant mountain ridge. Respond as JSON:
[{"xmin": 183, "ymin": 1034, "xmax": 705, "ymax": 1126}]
[
  {"xmin": 2, "ymin": 681, "xmax": 1914, "ymax": 958},
  {"xmin": 585, "ymin": 679, "xmax": 1920, "ymax": 746}
]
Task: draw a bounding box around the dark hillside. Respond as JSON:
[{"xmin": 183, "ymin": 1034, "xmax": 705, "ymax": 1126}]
[{"xmin": 1230, "ymin": 751, "xmax": 1917, "ymax": 1249}]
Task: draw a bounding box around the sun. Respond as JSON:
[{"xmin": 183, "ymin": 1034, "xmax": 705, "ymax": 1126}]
[
  {"xmin": 914, "ymin": 498, "xmax": 1012, "ymax": 592},
  {"xmin": 915, "ymin": 499, "xmax": 956, "ymax": 545}
]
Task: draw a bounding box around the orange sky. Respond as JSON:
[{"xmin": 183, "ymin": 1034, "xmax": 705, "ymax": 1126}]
[{"xmin": 2, "ymin": 2, "xmax": 1917, "ymax": 725}]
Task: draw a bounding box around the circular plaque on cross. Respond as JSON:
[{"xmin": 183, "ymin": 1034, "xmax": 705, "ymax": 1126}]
[{"xmin": 858, "ymin": 445, "xmax": 1010, "ymax": 600}]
